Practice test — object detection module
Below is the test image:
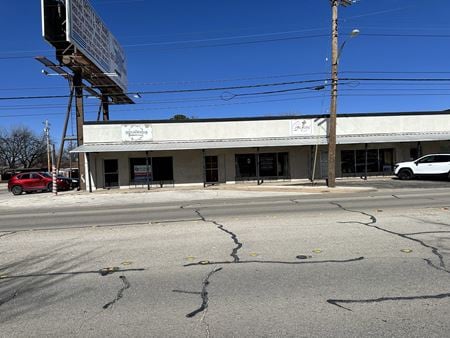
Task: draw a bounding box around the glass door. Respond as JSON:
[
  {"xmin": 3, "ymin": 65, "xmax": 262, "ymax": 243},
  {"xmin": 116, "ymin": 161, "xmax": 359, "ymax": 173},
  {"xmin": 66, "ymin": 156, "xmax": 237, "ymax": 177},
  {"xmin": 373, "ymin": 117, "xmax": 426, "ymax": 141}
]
[{"xmin": 205, "ymin": 156, "xmax": 219, "ymax": 183}]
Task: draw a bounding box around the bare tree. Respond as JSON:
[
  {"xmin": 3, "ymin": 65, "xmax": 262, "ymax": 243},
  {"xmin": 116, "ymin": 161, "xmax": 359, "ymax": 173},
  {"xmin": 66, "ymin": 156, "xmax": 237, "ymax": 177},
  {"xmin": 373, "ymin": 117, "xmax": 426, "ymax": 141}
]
[
  {"xmin": 0, "ymin": 128, "xmax": 19, "ymax": 169},
  {"xmin": 0, "ymin": 126, "xmax": 47, "ymax": 169}
]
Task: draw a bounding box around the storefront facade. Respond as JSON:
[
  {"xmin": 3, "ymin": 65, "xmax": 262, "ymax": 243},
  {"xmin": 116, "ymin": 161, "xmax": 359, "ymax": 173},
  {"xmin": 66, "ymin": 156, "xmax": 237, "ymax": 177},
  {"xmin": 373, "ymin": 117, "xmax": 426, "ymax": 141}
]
[{"xmin": 72, "ymin": 111, "xmax": 450, "ymax": 190}]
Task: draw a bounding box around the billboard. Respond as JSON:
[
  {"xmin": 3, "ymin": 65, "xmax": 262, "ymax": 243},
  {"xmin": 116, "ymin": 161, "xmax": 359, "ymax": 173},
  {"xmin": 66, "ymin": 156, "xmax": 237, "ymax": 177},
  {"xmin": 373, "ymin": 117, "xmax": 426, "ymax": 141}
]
[{"xmin": 42, "ymin": 0, "xmax": 128, "ymax": 93}]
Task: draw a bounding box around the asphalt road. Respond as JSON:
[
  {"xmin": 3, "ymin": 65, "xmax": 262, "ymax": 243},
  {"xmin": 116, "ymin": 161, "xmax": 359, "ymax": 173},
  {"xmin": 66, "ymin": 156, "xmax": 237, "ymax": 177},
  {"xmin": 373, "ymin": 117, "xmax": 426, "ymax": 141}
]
[{"xmin": 1, "ymin": 183, "xmax": 450, "ymax": 336}]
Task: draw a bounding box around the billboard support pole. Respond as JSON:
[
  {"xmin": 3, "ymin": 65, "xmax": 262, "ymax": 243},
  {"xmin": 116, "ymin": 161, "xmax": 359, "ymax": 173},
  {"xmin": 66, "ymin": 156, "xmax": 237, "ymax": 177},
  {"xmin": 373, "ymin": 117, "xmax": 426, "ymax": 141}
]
[
  {"xmin": 102, "ymin": 95, "xmax": 110, "ymax": 121},
  {"xmin": 57, "ymin": 78, "xmax": 75, "ymax": 172},
  {"xmin": 74, "ymin": 71, "xmax": 86, "ymax": 191}
]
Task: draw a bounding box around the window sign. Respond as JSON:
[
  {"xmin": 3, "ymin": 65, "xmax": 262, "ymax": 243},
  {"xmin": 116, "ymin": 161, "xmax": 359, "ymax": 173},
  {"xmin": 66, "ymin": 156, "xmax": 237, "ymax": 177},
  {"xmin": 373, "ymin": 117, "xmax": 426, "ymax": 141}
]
[
  {"xmin": 291, "ymin": 119, "xmax": 313, "ymax": 136},
  {"xmin": 133, "ymin": 165, "xmax": 152, "ymax": 183},
  {"xmin": 122, "ymin": 125, "xmax": 152, "ymax": 142}
]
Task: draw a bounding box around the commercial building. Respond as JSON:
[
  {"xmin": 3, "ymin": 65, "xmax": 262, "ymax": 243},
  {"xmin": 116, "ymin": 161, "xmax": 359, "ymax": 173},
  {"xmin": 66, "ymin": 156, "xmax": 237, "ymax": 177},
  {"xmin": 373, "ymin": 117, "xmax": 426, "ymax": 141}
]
[{"xmin": 72, "ymin": 111, "xmax": 450, "ymax": 190}]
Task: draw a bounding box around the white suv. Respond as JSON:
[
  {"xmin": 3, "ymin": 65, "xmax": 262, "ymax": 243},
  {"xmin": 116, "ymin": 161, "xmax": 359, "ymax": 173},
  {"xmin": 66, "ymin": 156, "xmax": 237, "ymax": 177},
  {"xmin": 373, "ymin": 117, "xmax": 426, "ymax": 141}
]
[{"xmin": 394, "ymin": 154, "xmax": 450, "ymax": 180}]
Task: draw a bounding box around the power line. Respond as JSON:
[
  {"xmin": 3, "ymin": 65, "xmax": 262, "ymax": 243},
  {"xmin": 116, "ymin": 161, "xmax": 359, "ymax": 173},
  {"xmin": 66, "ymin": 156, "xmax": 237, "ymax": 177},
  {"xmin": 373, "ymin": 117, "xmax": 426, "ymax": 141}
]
[
  {"xmin": 4, "ymin": 30, "xmax": 450, "ymax": 61},
  {"xmin": 0, "ymin": 78, "xmax": 329, "ymax": 101},
  {"xmin": 0, "ymin": 32, "xmax": 329, "ymax": 60},
  {"xmin": 3, "ymin": 70, "xmax": 450, "ymax": 92},
  {"xmin": 362, "ymin": 33, "xmax": 450, "ymax": 38},
  {"xmin": 2, "ymin": 77, "xmax": 450, "ymax": 102},
  {"xmin": 122, "ymin": 30, "xmax": 329, "ymax": 48},
  {"xmin": 0, "ymin": 71, "xmax": 330, "ymax": 91},
  {"xmin": 2, "ymin": 91, "xmax": 450, "ymax": 119}
]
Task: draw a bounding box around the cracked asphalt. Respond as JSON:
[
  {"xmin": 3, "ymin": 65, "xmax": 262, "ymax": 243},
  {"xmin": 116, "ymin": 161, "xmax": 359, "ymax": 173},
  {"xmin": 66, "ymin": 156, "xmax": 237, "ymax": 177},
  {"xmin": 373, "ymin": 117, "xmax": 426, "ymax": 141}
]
[{"xmin": 1, "ymin": 180, "xmax": 450, "ymax": 336}]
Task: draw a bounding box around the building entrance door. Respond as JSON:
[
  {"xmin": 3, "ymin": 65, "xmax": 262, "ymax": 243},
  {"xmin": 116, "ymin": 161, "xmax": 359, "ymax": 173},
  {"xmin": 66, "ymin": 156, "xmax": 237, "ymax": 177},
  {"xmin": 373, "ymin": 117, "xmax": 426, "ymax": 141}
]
[
  {"xmin": 104, "ymin": 159, "xmax": 119, "ymax": 188},
  {"xmin": 205, "ymin": 156, "xmax": 219, "ymax": 183}
]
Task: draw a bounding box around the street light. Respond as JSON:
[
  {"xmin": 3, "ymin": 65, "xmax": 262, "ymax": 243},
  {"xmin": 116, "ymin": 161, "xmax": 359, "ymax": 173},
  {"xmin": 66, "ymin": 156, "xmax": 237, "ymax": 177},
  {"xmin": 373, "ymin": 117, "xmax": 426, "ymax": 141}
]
[
  {"xmin": 327, "ymin": 0, "xmax": 358, "ymax": 188},
  {"xmin": 338, "ymin": 29, "xmax": 360, "ymax": 60}
]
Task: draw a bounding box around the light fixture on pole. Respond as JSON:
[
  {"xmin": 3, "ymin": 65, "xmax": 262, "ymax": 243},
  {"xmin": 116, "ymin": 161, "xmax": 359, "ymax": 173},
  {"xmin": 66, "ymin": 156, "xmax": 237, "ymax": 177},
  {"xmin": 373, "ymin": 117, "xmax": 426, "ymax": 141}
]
[
  {"xmin": 327, "ymin": 0, "xmax": 358, "ymax": 188},
  {"xmin": 338, "ymin": 29, "xmax": 360, "ymax": 60}
]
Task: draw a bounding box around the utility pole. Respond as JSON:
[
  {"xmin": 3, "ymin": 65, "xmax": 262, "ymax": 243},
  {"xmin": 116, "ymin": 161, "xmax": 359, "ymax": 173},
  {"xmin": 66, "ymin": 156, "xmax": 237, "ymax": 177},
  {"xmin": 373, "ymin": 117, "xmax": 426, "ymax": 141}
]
[
  {"xmin": 43, "ymin": 120, "xmax": 51, "ymax": 173},
  {"xmin": 327, "ymin": 0, "xmax": 354, "ymax": 188}
]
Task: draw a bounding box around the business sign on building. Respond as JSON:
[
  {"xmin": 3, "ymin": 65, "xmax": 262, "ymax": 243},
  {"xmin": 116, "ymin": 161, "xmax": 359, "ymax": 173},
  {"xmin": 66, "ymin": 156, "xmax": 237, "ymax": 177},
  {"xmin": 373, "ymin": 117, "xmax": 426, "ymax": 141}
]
[
  {"xmin": 41, "ymin": 0, "xmax": 128, "ymax": 92},
  {"xmin": 122, "ymin": 125, "xmax": 153, "ymax": 142},
  {"xmin": 291, "ymin": 119, "xmax": 313, "ymax": 136}
]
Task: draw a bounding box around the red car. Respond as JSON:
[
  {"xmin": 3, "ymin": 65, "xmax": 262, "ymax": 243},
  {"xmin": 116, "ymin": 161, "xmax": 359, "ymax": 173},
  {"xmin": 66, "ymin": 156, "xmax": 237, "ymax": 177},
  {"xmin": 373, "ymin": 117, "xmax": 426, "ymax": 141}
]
[{"xmin": 8, "ymin": 172, "xmax": 70, "ymax": 195}]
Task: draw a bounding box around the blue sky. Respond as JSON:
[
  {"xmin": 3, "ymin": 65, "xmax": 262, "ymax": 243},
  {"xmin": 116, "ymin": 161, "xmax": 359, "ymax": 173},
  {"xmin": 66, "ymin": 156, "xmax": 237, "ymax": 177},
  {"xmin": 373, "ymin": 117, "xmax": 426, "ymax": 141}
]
[{"xmin": 1, "ymin": 0, "xmax": 450, "ymax": 140}]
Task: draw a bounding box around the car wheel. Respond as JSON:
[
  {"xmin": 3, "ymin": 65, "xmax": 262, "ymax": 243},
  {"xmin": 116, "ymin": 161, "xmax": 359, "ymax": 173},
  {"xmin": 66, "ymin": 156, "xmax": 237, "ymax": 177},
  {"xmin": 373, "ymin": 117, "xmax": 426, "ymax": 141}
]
[
  {"xmin": 11, "ymin": 185, "xmax": 23, "ymax": 195},
  {"xmin": 47, "ymin": 183, "xmax": 53, "ymax": 192},
  {"xmin": 398, "ymin": 169, "xmax": 413, "ymax": 180}
]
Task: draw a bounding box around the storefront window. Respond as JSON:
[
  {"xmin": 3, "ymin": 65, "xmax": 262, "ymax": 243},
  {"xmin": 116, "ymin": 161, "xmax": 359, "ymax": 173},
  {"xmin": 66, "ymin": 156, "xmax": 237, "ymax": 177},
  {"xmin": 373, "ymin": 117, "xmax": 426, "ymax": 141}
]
[
  {"xmin": 341, "ymin": 148, "xmax": 393, "ymax": 175},
  {"xmin": 129, "ymin": 157, "xmax": 173, "ymax": 183},
  {"xmin": 259, "ymin": 153, "xmax": 277, "ymax": 177},
  {"xmin": 341, "ymin": 150, "xmax": 354, "ymax": 174},
  {"xmin": 277, "ymin": 153, "xmax": 289, "ymax": 177},
  {"xmin": 235, "ymin": 152, "xmax": 289, "ymax": 179},
  {"xmin": 235, "ymin": 154, "xmax": 256, "ymax": 178}
]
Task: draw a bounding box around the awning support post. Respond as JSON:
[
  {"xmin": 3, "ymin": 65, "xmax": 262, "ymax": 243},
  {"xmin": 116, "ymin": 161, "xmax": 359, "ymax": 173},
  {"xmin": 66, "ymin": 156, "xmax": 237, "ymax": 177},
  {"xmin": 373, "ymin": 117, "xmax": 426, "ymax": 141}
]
[
  {"xmin": 363, "ymin": 143, "xmax": 368, "ymax": 180},
  {"xmin": 86, "ymin": 152, "xmax": 92, "ymax": 193},
  {"xmin": 202, "ymin": 149, "xmax": 206, "ymax": 188},
  {"xmin": 146, "ymin": 151, "xmax": 150, "ymax": 191},
  {"xmin": 256, "ymin": 147, "xmax": 261, "ymax": 185}
]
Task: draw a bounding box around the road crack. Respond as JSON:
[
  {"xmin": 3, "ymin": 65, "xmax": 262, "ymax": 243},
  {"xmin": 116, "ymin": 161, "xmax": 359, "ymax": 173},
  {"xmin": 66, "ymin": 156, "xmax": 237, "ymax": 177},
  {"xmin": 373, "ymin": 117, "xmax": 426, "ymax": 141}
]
[
  {"xmin": 331, "ymin": 202, "xmax": 446, "ymax": 270},
  {"xmin": 185, "ymin": 267, "xmax": 223, "ymax": 318},
  {"xmin": 103, "ymin": 275, "xmax": 130, "ymax": 309},
  {"xmin": 195, "ymin": 209, "xmax": 242, "ymax": 263},
  {"xmin": 184, "ymin": 256, "xmax": 364, "ymax": 267},
  {"xmin": 328, "ymin": 291, "xmax": 450, "ymax": 311}
]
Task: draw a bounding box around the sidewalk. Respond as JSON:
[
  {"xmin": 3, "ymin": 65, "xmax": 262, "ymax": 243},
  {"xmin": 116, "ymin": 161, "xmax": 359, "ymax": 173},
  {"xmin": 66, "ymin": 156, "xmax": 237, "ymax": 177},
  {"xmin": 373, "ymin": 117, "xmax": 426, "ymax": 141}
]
[{"xmin": 0, "ymin": 179, "xmax": 375, "ymax": 210}]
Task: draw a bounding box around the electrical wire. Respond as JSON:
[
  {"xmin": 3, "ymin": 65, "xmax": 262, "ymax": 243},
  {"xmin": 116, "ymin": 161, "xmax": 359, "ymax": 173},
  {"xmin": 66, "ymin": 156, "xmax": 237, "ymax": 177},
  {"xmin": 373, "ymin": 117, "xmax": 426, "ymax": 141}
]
[
  {"xmin": 0, "ymin": 78, "xmax": 329, "ymax": 101},
  {"xmin": 362, "ymin": 33, "xmax": 450, "ymax": 38},
  {"xmin": 0, "ymin": 32, "xmax": 328, "ymax": 60},
  {"xmin": 0, "ymin": 71, "xmax": 330, "ymax": 91},
  {"xmin": 4, "ymin": 29, "xmax": 450, "ymax": 61},
  {"xmin": 4, "ymin": 77, "xmax": 450, "ymax": 102},
  {"xmin": 2, "ymin": 71, "xmax": 450, "ymax": 92},
  {"xmin": 2, "ymin": 90, "xmax": 450, "ymax": 119}
]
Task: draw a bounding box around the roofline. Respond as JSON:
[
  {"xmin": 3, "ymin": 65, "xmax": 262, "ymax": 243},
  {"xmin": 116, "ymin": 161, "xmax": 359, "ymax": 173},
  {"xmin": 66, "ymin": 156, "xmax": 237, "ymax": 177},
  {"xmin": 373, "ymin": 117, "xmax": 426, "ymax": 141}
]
[{"xmin": 84, "ymin": 109, "xmax": 450, "ymax": 125}]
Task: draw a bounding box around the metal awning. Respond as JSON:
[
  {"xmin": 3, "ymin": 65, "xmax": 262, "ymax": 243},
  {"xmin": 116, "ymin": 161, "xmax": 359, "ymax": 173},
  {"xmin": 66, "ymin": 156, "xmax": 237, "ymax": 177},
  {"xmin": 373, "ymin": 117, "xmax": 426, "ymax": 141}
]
[{"xmin": 71, "ymin": 131, "xmax": 450, "ymax": 153}]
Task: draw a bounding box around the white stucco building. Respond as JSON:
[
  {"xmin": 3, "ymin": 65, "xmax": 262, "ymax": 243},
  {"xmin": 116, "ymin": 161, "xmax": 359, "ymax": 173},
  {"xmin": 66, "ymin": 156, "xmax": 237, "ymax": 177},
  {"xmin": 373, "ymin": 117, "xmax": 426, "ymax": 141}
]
[{"xmin": 72, "ymin": 111, "xmax": 450, "ymax": 190}]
